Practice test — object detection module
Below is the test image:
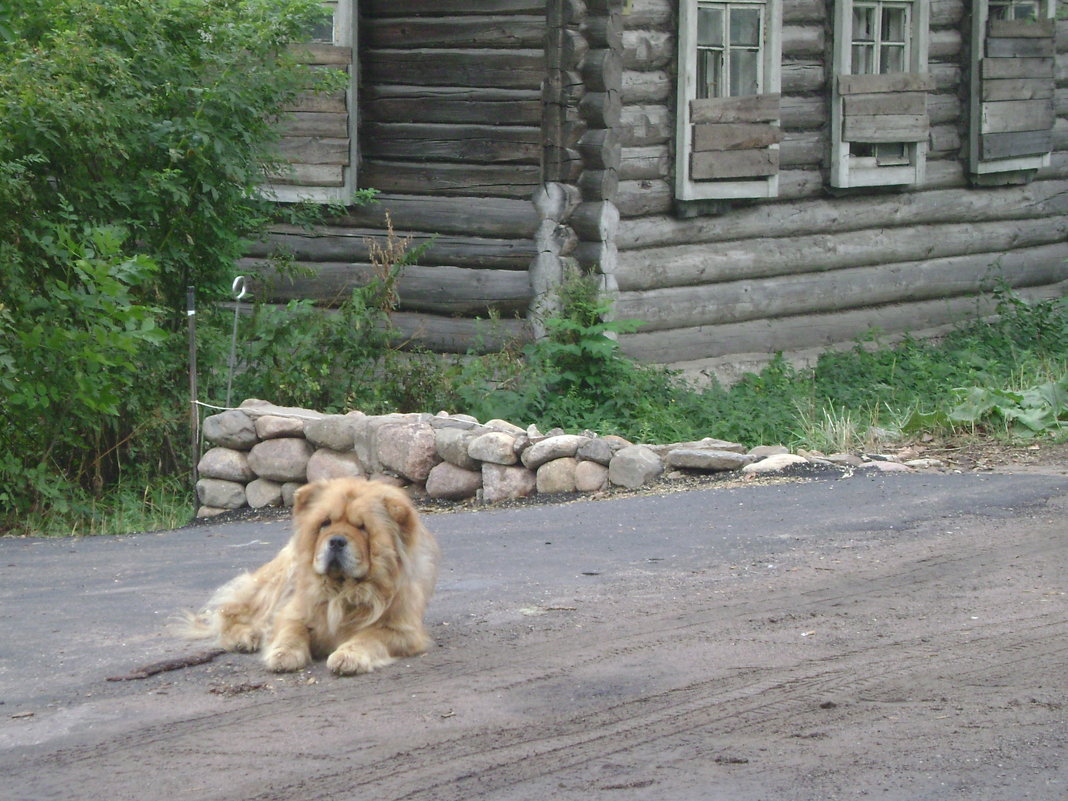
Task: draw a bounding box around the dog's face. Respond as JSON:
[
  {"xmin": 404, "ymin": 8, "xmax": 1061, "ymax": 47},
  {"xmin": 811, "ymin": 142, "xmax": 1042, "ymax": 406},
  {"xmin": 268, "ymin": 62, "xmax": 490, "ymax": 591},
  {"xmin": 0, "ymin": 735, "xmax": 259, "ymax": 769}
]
[{"xmin": 292, "ymin": 478, "xmax": 418, "ymax": 586}]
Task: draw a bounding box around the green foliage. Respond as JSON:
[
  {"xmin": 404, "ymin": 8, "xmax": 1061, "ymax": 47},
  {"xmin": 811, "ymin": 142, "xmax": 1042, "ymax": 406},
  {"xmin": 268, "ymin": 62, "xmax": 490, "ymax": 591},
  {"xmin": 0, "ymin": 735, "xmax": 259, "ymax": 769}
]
[{"xmin": 0, "ymin": 0, "xmax": 345, "ymax": 527}]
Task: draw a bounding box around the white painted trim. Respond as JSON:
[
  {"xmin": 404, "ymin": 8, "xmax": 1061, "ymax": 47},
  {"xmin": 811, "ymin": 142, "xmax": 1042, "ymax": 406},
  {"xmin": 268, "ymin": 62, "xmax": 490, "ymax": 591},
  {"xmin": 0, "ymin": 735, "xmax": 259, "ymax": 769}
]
[{"xmin": 675, "ymin": 0, "xmax": 783, "ymax": 202}]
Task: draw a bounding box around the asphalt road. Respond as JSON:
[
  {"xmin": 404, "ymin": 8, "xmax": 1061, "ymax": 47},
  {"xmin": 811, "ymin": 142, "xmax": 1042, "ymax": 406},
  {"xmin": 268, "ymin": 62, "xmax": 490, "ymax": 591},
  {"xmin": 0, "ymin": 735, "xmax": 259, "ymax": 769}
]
[{"xmin": 1, "ymin": 469, "xmax": 1065, "ymax": 800}]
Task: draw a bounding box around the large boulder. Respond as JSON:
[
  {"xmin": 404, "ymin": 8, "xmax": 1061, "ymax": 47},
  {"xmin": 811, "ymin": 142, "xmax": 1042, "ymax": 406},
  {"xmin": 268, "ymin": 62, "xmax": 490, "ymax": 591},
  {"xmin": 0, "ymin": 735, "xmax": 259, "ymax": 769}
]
[
  {"xmin": 608, "ymin": 445, "xmax": 663, "ymax": 489},
  {"xmin": 247, "ymin": 438, "xmax": 313, "ymax": 482}
]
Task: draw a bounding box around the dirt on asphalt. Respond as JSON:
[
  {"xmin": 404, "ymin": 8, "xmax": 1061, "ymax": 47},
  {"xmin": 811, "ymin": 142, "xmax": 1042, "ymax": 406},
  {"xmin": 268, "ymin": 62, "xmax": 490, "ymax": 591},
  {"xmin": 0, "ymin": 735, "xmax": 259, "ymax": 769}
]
[{"xmin": 1, "ymin": 439, "xmax": 1066, "ymax": 801}]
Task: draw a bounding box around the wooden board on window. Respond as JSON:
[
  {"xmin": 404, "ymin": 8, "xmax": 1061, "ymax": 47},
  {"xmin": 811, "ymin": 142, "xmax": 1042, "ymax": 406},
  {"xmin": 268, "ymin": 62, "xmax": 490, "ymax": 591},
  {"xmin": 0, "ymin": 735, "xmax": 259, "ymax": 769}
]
[
  {"xmin": 690, "ymin": 148, "xmax": 778, "ymax": 180},
  {"xmin": 690, "ymin": 94, "xmax": 780, "ymax": 124},
  {"xmin": 981, "ymin": 77, "xmax": 1053, "ymax": 102},
  {"xmin": 980, "ymin": 129, "xmax": 1053, "ymax": 160},
  {"xmin": 980, "ymin": 98, "xmax": 1054, "ymax": 135},
  {"xmin": 842, "ymin": 114, "xmax": 928, "ymax": 143},
  {"xmin": 985, "ymin": 36, "xmax": 1054, "ymax": 59},
  {"xmin": 842, "ymin": 91, "xmax": 926, "ymax": 117},
  {"xmin": 980, "ymin": 57, "xmax": 1054, "ymax": 80},
  {"xmin": 692, "ymin": 123, "xmax": 783, "ymax": 152},
  {"xmin": 837, "ymin": 72, "xmax": 935, "ymax": 95},
  {"xmin": 987, "ymin": 19, "xmax": 1055, "ymax": 39}
]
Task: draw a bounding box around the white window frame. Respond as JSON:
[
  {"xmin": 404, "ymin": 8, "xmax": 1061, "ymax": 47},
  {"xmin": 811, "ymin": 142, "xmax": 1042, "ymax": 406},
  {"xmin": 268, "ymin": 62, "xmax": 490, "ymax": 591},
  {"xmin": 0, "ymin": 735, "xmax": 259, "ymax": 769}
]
[
  {"xmin": 830, "ymin": 0, "xmax": 930, "ymax": 189},
  {"xmin": 675, "ymin": 0, "xmax": 782, "ymax": 202},
  {"xmin": 265, "ymin": 0, "xmax": 358, "ymax": 204},
  {"xmin": 969, "ymin": 0, "xmax": 1056, "ymax": 177}
]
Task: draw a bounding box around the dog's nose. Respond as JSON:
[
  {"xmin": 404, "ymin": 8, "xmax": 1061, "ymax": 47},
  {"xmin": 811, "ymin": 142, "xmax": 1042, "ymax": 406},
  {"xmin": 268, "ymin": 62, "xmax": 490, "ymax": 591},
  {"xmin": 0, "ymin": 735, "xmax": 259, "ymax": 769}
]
[{"xmin": 328, "ymin": 536, "xmax": 347, "ymax": 551}]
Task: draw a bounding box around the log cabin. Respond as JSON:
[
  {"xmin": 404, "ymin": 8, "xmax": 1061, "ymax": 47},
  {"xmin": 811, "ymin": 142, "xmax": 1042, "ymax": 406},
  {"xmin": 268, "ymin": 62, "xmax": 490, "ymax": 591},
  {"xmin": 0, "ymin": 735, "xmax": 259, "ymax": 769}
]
[{"xmin": 244, "ymin": 0, "xmax": 1068, "ymax": 381}]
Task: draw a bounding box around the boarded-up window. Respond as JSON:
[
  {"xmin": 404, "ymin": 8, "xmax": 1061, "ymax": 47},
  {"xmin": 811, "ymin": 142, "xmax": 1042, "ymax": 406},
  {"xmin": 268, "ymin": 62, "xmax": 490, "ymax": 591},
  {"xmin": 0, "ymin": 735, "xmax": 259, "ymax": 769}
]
[
  {"xmin": 969, "ymin": 0, "xmax": 1055, "ymax": 179},
  {"xmin": 265, "ymin": 0, "xmax": 358, "ymax": 204},
  {"xmin": 675, "ymin": 0, "xmax": 783, "ymax": 203},
  {"xmin": 831, "ymin": 0, "xmax": 931, "ymax": 189}
]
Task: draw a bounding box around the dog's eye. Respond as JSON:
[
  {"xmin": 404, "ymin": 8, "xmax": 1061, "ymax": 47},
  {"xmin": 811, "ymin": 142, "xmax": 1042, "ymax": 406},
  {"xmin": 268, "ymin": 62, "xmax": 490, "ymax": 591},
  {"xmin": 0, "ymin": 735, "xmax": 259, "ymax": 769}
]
[{"xmin": 319, "ymin": 519, "xmax": 331, "ymax": 530}]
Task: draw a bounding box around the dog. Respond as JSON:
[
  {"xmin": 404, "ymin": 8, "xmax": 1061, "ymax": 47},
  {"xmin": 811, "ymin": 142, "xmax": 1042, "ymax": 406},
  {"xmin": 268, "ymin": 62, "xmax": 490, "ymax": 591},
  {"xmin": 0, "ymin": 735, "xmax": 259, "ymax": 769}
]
[{"xmin": 183, "ymin": 477, "xmax": 439, "ymax": 675}]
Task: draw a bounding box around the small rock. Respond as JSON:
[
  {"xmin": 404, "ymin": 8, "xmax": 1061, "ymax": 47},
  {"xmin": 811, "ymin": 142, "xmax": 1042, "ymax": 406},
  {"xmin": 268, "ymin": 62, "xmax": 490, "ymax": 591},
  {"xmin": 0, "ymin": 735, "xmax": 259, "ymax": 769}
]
[
  {"xmin": 608, "ymin": 445, "xmax": 663, "ymax": 489},
  {"xmin": 741, "ymin": 454, "xmax": 809, "ymax": 474},
  {"xmin": 426, "ymin": 462, "xmax": 482, "ymax": 500},
  {"xmin": 748, "ymin": 444, "xmax": 790, "ymax": 459},
  {"xmin": 521, "ymin": 434, "xmax": 590, "ymax": 470},
  {"xmin": 247, "ymin": 438, "xmax": 314, "ymax": 483},
  {"xmin": 575, "ymin": 460, "xmax": 609, "ymax": 492},
  {"xmin": 246, "ymin": 478, "xmax": 283, "ymax": 508},
  {"xmin": 254, "ymin": 414, "xmax": 306, "ymax": 440},
  {"xmin": 576, "ymin": 437, "xmax": 622, "ymax": 466},
  {"xmin": 196, "ymin": 478, "xmax": 246, "ymax": 510},
  {"xmin": 903, "ymin": 458, "xmax": 945, "ymax": 469},
  {"xmin": 202, "ymin": 410, "xmax": 257, "ymax": 450},
  {"xmin": 482, "ymin": 463, "xmax": 536, "ymax": 503},
  {"xmin": 376, "ymin": 421, "xmax": 440, "ymax": 482},
  {"xmin": 306, "ymin": 449, "xmax": 364, "ymax": 482},
  {"xmin": 197, "ymin": 447, "xmax": 255, "ymax": 483},
  {"xmin": 485, "ymin": 419, "xmax": 526, "ymax": 436},
  {"xmin": 468, "ymin": 431, "xmax": 519, "ymax": 465},
  {"xmin": 435, "ymin": 427, "xmax": 481, "ymax": 470},
  {"xmin": 665, "ymin": 449, "xmax": 754, "ymax": 471},
  {"xmin": 304, "ymin": 415, "xmax": 357, "ymax": 451},
  {"xmin": 857, "ymin": 460, "xmax": 914, "ymax": 473}
]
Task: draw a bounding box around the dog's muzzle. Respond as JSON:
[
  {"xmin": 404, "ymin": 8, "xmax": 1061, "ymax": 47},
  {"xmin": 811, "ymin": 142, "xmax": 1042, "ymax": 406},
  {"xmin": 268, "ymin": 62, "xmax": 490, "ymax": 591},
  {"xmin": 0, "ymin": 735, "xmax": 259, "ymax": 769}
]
[{"xmin": 315, "ymin": 535, "xmax": 361, "ymax": 578}]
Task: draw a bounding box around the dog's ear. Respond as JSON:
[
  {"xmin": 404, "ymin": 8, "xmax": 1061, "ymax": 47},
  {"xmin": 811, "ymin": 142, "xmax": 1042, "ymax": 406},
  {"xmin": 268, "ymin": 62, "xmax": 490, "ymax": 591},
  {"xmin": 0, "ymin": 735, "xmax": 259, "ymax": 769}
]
[
  {"xmin": 294, "ymin": 481, "xmax": 326, "ymax": 515},
  {"xmin": 382, "ymin": 491, "xmax": 418, "ymax": 545}
]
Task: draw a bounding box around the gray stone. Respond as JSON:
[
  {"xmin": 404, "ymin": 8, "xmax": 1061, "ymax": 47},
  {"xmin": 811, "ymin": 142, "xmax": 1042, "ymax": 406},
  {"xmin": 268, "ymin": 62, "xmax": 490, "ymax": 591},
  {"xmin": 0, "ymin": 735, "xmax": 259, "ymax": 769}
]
[
  {"xmin": 651, "ymin": 437, "xmax": 747, "ymax": 457},
  {"xmin": 430, "ymin": 413, "xmax": 481, "ymax": 430},
  {"xmin": 306, "ymin": 448, "xmax": 364, "ymax": 482},
  {"xmin": 468, "ymin": 431, "xmax": 519, "ymax": 465},
  {"xmin": 665, "ymin": 448, "xmax": 755, "ymax": 471},
  {"xmin": 536, "ymin": 457, "xmax": 579, "ymax": 494},
  {"xmin": 575, "ymin": 460, "xmax": 609, "ymax": 492},
  {"xmin": 304, "ymin": 415, "xmax": 357, "ymax": 451},
  {"xmin": 352, "ymin": 413, "xmax": 423, "ymax": 473},
  {"xmin": 202, "ymin": 410, "xmax": 257, "ymax": 450},
  {"xmin": 576, "ymin": 437, "xmax": 620, "ymax": 465},
  {"xmin": 748, "ymin": 444, "xmax": 790, "ymax": 459},
  {"xmin": 282, "ymin": 482, "xmax": 302, "ymax": 507},
  {"xmin": 521, "ymin": 434, "xmax": 591, "ymax": 469},
  {"xmin": 485, "ymin": 418, "xmax": 526, "ymax": 436},
  {"xmin": 376, "ymin": 421, "xmax": 440, "ymax": 482},
  {"xmin": 196, "ymin": 506, "xmax": 228, "ymax": 519},
  {"xmin": 425, "ymin": 462, "xmax": 482, "ymax": 500},
  {"xmin": 195, "ymin": 478, "xmax": 246, "ymax": 509},
  {"xmin": 435, "ymin": 427, "xmax": 480, "ymax": 470},
  {"xmin": 741, "ymin": 453, "xmax": 809, "ymax": 474},
  {"xmin": 254, "ymin": 414, "xmax": 306, "ymax": 440},
  {"xmin": 247, "ymin": 437, "xmax": 313, "ymax": 482},
  {"xmin": 608, "ymin": 445, "xmax": 663, "ymax": 489},
  {"xmin": 857, "ymin": 460, "xmax": 913, "ymax": 473},
  {"xmin": 197, "ymin": 447, "xmax": 254, "ymax": 482},
  {"xmin": 825, "ymin": 452, "xmax": 865, "ymax": 467},
  {"xmin": 246, "ymin": 478, "xmax": 283, "ymax": 508},
  {"xmin": 482, "ymin": 463, "xmax": 536, "ymax": 504}
]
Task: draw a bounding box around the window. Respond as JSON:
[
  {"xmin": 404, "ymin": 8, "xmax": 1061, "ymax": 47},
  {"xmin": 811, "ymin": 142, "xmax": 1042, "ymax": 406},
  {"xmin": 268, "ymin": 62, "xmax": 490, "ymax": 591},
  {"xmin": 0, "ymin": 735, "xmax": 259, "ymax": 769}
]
[
  {"xmin": 265, "ymin": 0, "xmax": 358, "ymax": 204},
  {"xmin": 675, "ymin": 0, "xmax": 783, "ymax": 203},
  {"xmin": 969, "ymin": 0, "xmax": 1055, "ymax": 180},
  {"xmin": 830, "ymin": 0, "xmax": 931, "ymax": 189}
]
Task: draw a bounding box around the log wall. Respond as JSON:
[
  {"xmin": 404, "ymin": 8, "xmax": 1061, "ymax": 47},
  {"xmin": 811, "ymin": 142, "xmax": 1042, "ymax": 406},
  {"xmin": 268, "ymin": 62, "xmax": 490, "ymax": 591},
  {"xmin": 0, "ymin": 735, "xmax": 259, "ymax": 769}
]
[
  {"xmin": 252, "ymin": 0, "xmax": 549, "ymax": 353},
  {"xmin": 613, "ymin": 0, "xmax": 1068, "ymax": 373}
]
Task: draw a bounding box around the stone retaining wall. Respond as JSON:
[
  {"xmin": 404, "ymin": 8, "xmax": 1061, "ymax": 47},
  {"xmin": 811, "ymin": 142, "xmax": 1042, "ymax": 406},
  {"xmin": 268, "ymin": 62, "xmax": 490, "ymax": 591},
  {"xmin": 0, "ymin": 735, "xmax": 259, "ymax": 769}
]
[{"xmin": 194, "ymin": 399, "xmax": 928, "ymax": 518}]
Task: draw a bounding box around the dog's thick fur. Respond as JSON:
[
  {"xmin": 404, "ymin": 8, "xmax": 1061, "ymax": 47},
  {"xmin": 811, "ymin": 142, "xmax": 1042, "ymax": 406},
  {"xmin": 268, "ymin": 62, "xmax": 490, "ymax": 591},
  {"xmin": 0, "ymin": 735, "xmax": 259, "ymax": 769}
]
[{"xmin": 183, "ymin": 478, "xmax": 439, "ymax": 675}]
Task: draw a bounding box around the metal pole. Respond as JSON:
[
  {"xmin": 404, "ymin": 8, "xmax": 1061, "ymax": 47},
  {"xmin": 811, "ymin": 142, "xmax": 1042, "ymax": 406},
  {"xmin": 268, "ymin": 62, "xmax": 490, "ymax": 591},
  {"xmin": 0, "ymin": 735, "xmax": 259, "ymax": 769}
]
[
  {"xmin": 226, "ymin": 276, "xmax": 249, "ymax": 408},
  {"xmin": 186, "ymin": 286, "xmax": 199, "ymax": 506}
]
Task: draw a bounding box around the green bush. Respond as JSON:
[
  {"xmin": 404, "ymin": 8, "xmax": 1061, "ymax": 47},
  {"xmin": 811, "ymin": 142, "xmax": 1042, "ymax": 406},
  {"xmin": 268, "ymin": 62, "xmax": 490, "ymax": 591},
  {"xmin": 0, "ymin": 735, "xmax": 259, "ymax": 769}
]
[{"xmin": 0, "ymin": 0, "xmax": 341, "ymax": 524}]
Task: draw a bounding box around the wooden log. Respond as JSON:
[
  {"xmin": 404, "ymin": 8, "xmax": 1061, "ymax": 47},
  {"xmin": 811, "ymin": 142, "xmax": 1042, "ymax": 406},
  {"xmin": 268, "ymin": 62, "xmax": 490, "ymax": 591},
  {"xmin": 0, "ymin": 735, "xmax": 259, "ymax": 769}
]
[
  {"xmin": 622, "ymin": 69, "xmax": 672, "ymax": 103},
  {"xmin": 532, "ymin": 181, "xmax": 583, "ymax": 222},
  {"xmin": 614, "ymin": 215, "xmax": 1068, "ymax": 291},
  {"xmin": 363, "ymin": 17, "xmax": 545, "ymax": 49},
  {"xmin": 623, "ymin": 0, "xmax": 673, "ymax": 29},
  {"xmin": 247, "ymin": 261, "xmax": 532, "ymax": 315},
  {"xmin": 288, "ymin": 43, "xmax": 352, "ymax": 66},
  {"xmin": 585, "ymin": 10, "xmax": 623, "ymax": 49},
  {"xmin": 926, "ymin": 92, "xmax": 962, "ymax": 125},
  {"xmin": 362, "ymin": 0, "xmax": 547, "ymax": 17},
  {"xmin": 980, "ymin": 129, "xmax": 1054, "ymax": 160},
  {"xmin": 615, "ymin": 181, "xmax": 1068, "ymax": 250},
  {"xmin": 779, "ymin": 95, "xmax": 826, "ymax": 129},
  {"xmin": 691, "ymin": 94, "xmax": 780, "ymax": 124},
  {"xmin": 929, "ymin": 123, "xmax": 961, "ymax": 154},
  {"xmin": 930, "ymin": 0, "xmax": 964, "ymax": 27},
  {"xmin": 579, "ymin": 90, "xmax": 623, "ymax": 127},
  {"xmin": 782, "ymin": 24, "xmax": 824, "ymax": 58},
  {"xmin": 981, "ymin": 98, "xmax": 1055, "ymax": 134},
  {"xmin": 614, "ymin": 178, "xmax": 673, "ymax": 217},
  {"xmin": 617, "ymin": 292, "xmax": 1065, "ymax": 363},
  {"xmin": 570, "ymin": 200, "xmax": 621, "ymax": 241},
  {"xmin": 619, "ymin": 145, "xmax": 669, "ymax": 180},
  {"xmin": 332, "ymin": 195, "xmax": 538, "ymax": 239},
  {"xmin": 579, "ymin": 169, "xmax": 620, "ymax": 200},
  {"xmin": 693, "ymin": 123, "xmax": 784, "ymax": 151},
  {"xmin": 577, "ymin": 127, "xmax": 622, "ymax": 170},
  {"xmin": 362, "ymin": 122, "xmax": 540, "ymax": 164},
  {"xmin": 929, "ymin": 28, "xmax": 962, "ymax": 60},
  {"xmin": 362, "ymin": 49, "xmax": 545, "ymax": 90},
  {"xmin": 285, "ymin": 90, "xmax": 347, "ymax": 114},
  {"xmin": 778, "ymin": 131, "xmax": 823, "ymax": 167},
  {"xmin": 691, "ymin": 149, "xmax": 779, "ymax": 180},
  {"xmin": 619, "ymin": 104, "xmax": 673, "ymax": 146},
  {"xmin": 362, "ymin": 86, "xmax": 542, "ymax": 125},
  {"xmin": 359, "ymin": 161, "xmax": 540, "ymax": 199},
  {"xmin": 622, "ymin": 29, "xmax": 673, "ymax": 70},
  {"xmin": 582, "ymin": 49, "xmax": 623, "ymax": 93},
  {"xmin": 783, "ymin": 0, "xmax": 826, "ymax": 25},
  {"xmin": 251, "ymin": 227, "xmax": 537, "ymax": 270},
  {"xmin": 279, "ymin": 112, "xmax": 350, "ymax": 138},
  {"xmin": 838, "ymin": 72, "xmax": 936, "ymax": 94},
  {"xmin": 268, "ymin": 163, "xmax": 344, "ymax": 187},
  {"xmin": 781, "ymin": 61, "xmax": 826, "ymax": 93},
  {"xmin": 612, "ymin": 242, "xmax": 1068, "ymax": 331},
  {"xmin": 392, "ymin": 311, "xmax": 532, "ymax": 354}
]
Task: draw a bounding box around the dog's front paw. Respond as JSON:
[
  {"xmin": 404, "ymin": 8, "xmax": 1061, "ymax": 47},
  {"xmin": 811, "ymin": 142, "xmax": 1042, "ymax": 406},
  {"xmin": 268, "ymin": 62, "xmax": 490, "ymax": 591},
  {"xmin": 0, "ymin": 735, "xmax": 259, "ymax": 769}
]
[
  {"xmin": 219, "ymin": 625, "xmax": 262, "ymax": 654},
  {"xmin": 327, "ymin": 643, "xmax": 393, "ymax": 676},
  {"xmin": 264, "ymin": 646, "xmax": 310, "ymax": 673}
]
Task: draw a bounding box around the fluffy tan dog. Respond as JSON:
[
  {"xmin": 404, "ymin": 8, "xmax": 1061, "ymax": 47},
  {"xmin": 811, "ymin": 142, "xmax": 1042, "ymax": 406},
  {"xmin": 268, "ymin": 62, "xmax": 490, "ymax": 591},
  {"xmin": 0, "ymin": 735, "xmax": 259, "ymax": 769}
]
[{"xmin": 184, "ymin": 477, "xmax": 439, "ymax": 675}]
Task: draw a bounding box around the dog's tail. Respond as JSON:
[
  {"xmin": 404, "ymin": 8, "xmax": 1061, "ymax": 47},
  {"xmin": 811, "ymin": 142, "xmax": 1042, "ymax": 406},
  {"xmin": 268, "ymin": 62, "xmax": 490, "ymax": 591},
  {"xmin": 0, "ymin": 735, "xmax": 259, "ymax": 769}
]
[{"xmin": 172, "ymin": 609, "xmax": 219, "ymax": 641}]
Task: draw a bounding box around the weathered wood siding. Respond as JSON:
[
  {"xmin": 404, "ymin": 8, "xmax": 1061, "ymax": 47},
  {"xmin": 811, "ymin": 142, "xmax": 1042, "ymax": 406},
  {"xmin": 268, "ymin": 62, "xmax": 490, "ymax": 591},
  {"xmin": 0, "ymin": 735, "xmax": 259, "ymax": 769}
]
[
  {"xmin": 251, "ymin": 0, "xmax": 548, "ymax": 352},
  {"xmin": 613, "ymin": 0, "xmax": 1068, "ymax": 371}
]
